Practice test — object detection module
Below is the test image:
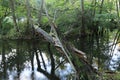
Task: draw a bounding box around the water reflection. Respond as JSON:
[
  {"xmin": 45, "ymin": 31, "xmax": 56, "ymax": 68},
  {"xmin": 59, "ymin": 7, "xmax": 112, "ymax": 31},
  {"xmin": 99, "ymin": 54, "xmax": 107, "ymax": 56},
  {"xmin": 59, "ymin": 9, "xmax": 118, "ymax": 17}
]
[
  {"xmin": 109, "ymin": 43, "xmax": 120, "ymax": 70},
  {"xmin": 0, "ymin": 39, "xmax": 74, "ymax": 80}
]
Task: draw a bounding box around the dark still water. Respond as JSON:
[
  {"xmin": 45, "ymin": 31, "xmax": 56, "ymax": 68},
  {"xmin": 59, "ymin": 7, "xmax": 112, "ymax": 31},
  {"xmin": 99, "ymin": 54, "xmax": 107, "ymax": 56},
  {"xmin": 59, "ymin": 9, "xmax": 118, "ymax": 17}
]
[{"xmin": 0, "ymin": 39, "xmax": 74, "ymax": 80}]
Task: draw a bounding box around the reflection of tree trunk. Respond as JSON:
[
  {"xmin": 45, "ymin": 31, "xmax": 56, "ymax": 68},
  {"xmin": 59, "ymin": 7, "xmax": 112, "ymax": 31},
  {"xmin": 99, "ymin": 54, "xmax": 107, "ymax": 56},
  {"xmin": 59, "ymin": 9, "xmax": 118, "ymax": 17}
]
[
  {"xmin": 36, "ymin": 50, "xmax": 41, "ymax": 69},
  {"xmin": 28, "ymin": 40, "xmax": 35, "ymax": 79},
  {"xmin": 48, "ymin": 43, "xmax": 55, "ymax": 75},
  {"xmin": 36, "ymin": 52, "xmax": 60, "ymax": 80},
  {"xmin": 31, "ymin": 49, "xmax": 34, "ymax": 80},
  {"xmin": 32, "ymin": 40, "xmax": 41, "ymax": 69},
  {"xmin": 16, "ymin": 41, "xmax": 20, "ymax": 77},
  {"xmin": 39, "ymin": 49, "xmax": 46, "ymax": 70},
  {"xmin": 36, "ymin": 50, "xmax": 60, "ymax": 80},
  {"xmin": 34, "ymin": 43, "xmax": 60, "ymax": 80},
  {"xmin": 1, "ymin": 40, "xmax": 7, "ymax": 79}
]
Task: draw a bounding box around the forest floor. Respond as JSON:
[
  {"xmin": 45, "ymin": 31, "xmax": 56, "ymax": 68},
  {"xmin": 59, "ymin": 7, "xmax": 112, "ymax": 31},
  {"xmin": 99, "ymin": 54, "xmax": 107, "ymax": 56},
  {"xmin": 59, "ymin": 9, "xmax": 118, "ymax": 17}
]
[{"xmin": 102, "ymin": 71, "xmax": 120, "ymax": 80}]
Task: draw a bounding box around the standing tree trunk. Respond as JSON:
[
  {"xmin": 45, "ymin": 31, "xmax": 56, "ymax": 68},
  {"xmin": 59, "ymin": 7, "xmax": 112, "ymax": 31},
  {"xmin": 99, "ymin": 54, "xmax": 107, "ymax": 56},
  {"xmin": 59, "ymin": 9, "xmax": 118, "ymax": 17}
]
[
  {"xmin": 26, "ymin": 0, "xmax": 32, "ymax": 27},
  {"xmin": 9, "ymin": 0, "xmax": 19, "ymax": 32},
  {"xmin": 38, "ymin": 0, "xmax": 43, "ymax": 26},
  {"xmin": 25, "ymin": 0, "xmax": 34, "ymax": 37},
  {"xmin": 80, "ymin": 0, "xmax": 85, "ymax": 37},
  {"xmin": 92, "ymin": 0, "xmax": 97, "ymax": 16},
  {"xmin": 119, "ymin": 0, "xmax": 120, "ymax": 9},
  {"xmin": 116, "ymin": 0, "xmax": 119, "ymax": 18},
  {"xmin": 79, "ymin": 0, "xmax": 86, "ymax": 55},
  {"xmin": 99, "ymin": 0, "xmax": 104, "ymax": 14},
  {"xmin": 93, "ymin": 0, "xmax": 104, "ymax": 36}
]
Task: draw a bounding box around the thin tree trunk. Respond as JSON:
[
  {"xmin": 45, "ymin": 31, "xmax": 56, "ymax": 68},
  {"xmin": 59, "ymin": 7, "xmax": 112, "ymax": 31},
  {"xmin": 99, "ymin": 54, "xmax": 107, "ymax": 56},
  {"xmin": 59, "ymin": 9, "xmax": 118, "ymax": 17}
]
[
  {"xmin": 38, "ymin": 0, "xmax": 43, "ymax": 26},
  {"xmin": 25, "ymin": 0, "xmax": 34, "ymax": 37},
  {"xmin": 99, "ymin": 0, "xmax": 104, "ymax": 14},
  {"xmin": 92, "ymin": 0, "xmax": 97, "ymax": 16},
  {"xmin": 39, "ymin": 49, "xmax": 47, "ymax": 70},
  {"xmin": 31, "ymin": 48, "xmax": 34, "ymax": 80},
  {"xmin": 116, "ymin": 0, "xmax": 119, "ymax": 18},
  {"xmin": 9, "ymin": 0, "xmax": 19, "ymax": 32},
  {"xmin": 119, "ymin": 0, "xmax": 120, "ymax": 9},
  {"xmin": 80, "ymin": 0, "xmax": 85, "ymax": 36},
  {"xmin": 26, "ymin": 0, "xmax": 31, "ymax": 26},
  {"xmin": 93, "ymin": 0, "xmax": 104, "ymax": 36}
]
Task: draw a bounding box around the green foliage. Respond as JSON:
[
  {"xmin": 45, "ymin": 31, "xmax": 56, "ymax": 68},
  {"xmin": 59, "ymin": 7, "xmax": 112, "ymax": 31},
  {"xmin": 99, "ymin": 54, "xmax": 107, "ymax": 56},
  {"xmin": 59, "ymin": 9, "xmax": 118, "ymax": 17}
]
[
  {"xmin": 1, "ymin": 17, "xmax": 14, "ymax": 35},
  {"xmin": 0, "ymin": 0, "xmax": 120, "ymax": 79},
  {"xmin": 41, "ymin": 16, "xmax": 49, "ymax": 24},
  {"xmin": 0, "ymin": 0, "xmax": 9, "ymax": 8},
  {"xmin": 0, "ymin": 0, "xmax": 119, "ymax": 38},
  {"xmin": 103, "ymin": 72, "xmax": 120, "ymax": 80}
]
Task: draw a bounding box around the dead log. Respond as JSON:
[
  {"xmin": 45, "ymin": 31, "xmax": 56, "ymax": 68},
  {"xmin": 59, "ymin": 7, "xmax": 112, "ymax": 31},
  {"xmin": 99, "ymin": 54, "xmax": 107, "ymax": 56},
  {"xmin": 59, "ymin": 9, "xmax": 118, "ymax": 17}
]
[
  {"xmin": 34, "ymin": 26, "xmax": 98, "ymax": 74},
  {"xmin": 33, "ymin": 1, "xmax": 98, "ymax": 77}
]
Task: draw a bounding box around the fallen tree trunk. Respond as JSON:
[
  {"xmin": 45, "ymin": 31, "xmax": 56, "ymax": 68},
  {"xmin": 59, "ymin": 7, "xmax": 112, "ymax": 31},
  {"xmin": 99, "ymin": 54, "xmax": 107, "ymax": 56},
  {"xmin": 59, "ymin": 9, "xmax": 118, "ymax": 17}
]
[
  {"xmin": 34, "ymin": 26, "xmax": 98, "ymax": 75},
  {"xmin": 33, "ymin": 1, "xmax": 98, "ymax": 79},
  {"xmin": 34, "ymin": 25, "xmax": 77, "ymax": 76}
]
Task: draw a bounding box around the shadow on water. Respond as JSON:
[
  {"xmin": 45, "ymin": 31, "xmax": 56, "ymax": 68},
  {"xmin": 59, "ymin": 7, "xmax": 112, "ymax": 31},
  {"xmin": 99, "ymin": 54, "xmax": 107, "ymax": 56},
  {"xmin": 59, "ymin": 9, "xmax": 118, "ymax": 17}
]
[{"xmin": 0, "ymin": 39, "xmax": 74, "ymax": 80}]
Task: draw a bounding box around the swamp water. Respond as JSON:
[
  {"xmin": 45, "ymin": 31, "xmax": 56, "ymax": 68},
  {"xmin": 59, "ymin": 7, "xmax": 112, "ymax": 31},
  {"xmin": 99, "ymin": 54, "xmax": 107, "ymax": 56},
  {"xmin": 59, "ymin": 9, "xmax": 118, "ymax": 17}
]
[
  {"xmin": 0, "ymin": 39, "xmax": 74, "ymax": 80},
  {"xmin": 0, "ymin": 39, "xmax": 120, "ymax": 80}
]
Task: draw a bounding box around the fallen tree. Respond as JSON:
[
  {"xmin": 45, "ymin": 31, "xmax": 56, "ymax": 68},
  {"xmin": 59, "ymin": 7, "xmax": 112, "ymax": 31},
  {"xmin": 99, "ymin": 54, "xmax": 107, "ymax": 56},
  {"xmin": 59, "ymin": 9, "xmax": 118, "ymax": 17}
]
[
  {"xmin": 34, "ymin": 23, "xmax": 98, "ymax": 78},
  {"xmin": 33, "ymin": 0, "xmax": 98, "ymax": 79}
]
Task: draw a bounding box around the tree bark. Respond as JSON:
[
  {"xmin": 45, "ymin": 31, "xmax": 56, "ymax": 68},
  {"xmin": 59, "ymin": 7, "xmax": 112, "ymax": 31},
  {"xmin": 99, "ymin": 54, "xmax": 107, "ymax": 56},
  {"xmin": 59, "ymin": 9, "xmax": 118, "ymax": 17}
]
[
  {"xmin": 25, "ymin": 0, "xmax": 35, "ymax": 36},
  {"xmin": 33, "ymin": 0, "xmax": 98, "ymax": 78},
  {"xmin": 80, "ymin": 0, "xmax": 85, "ymax": 36},
  {"xmin": 33, "ymin": 25, "xmax": 97, "ymax": 74},
  {"xmin": 116, "ymin": 0, "xmax": 119, "ymax": 18},
  {"xmin": 99, "ymin": 0, "xmax": 104, "ymax": 14},
  {"xmin": 38, "ymin": 0, "xmax": 43, "ymax": 25},
  {"xmin": 9, "ymin": 0, "xmax": 19, "ymax": 32},
  {"xmin": 26, "ymin": 0, "xmax": 32, "ymax": 26}
]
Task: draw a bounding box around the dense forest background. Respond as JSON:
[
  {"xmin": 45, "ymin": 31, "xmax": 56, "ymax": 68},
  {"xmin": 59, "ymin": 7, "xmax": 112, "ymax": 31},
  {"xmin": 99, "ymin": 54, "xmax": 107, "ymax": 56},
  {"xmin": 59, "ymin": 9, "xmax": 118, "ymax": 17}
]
[{"xmin": 0, "ymin": 0, "xmax": 120, "ymax": 80}]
